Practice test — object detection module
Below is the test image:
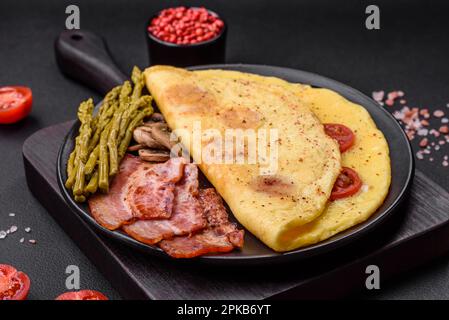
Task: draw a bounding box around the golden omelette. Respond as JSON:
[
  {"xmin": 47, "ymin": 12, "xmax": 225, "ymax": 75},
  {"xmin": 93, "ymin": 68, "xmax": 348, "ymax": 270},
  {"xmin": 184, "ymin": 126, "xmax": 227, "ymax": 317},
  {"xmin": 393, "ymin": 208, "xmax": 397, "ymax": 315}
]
[
  {"xmin": 144, "ymin": 66, "xmax": 391, "ymax": 252},
  {"xmin": 144, "ymin": 66, "xmax": 341, "ymax": 252}
]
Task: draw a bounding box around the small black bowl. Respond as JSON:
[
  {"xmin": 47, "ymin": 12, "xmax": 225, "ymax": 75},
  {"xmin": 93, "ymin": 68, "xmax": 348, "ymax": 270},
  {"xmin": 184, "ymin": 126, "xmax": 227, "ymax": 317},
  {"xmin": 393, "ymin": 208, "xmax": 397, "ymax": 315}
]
[{"xmin": 146, "ymin": 7, "xmax": 227, "ymax": 67}]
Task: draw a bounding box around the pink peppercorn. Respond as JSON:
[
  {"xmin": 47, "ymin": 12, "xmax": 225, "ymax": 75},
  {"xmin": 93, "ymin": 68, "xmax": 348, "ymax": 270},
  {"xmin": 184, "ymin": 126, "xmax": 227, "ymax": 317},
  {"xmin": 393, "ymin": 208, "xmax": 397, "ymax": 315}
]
[{"xmin": 148, "ymin": 7, "xmax": 224, "ymax": 45}]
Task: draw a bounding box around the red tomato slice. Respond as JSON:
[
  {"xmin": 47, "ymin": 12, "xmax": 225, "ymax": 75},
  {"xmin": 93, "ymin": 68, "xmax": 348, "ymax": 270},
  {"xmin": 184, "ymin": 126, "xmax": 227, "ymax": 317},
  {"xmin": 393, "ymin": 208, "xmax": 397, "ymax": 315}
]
[
  {"xmin": 0, "ymin": 86, "xmax": 33, "ymax": 124},
  {"xmin": 330, "ymin": 167, "xmax": 362, "ymax": 201},
  {"xmin": 0, "ymin": 264, "xmax": 31, "ymax": 300},
  {"xmin": 324, "ymin": 123, "xmax": 355, "ymax": 152},
  {"xmin": 56, "ymin": 290, "xmax": 108, "ymax": 300}
]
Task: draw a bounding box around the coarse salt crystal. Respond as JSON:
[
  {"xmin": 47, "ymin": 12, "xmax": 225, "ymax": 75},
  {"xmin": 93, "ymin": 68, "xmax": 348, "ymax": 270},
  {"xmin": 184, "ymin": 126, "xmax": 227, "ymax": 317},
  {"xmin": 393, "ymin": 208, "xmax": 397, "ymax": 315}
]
[
  {"xmin": 417, "ymin": 129, "xmax": 428, "ymax": 136},
  {"xmin": 442, "ymin": 118, "xmax": 449, "ymax": 124},
  {"xmin": 443, "ymin": 161, "xmax": 449, "ymax": 167},
  {"xmin": 25, "ymin": 227, "xmax": 31, "ymax": 233},
  {"xmin": 19, "ymin": 238, "xmax": 24, "ymax": 243},
  {"xmin": 435, "ymin": 145, "xmax": 441, "ymax": 151},
  {"xmin": 28, "ymin": 239, "xmax": 37, "ymax": 244},
  {"xmin": 0, "ymin": 231, "xmax": 7, "ymax": 239},
  {"xmin": 416, "ymin": 152, "xmax": 424, "ymax": 159},
  {"xmin": 361, "ymin": 184, "xmax": 369, "ymax": 192},
  {"xmin": 372, "ymin": 91, "xmax": 384, "ymax": 102},
  {"xmin": 9, "ymin": 213, "xmax": 15, "ymax": 217},
  {"xmin": 9, "ymin": 226, "xmax": 17, "ymax": 233}
]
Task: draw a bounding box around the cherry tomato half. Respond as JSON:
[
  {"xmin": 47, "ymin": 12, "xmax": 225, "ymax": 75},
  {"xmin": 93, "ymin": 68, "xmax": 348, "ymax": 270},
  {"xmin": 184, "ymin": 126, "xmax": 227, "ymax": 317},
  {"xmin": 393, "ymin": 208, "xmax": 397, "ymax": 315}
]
[
  {"xmin": 330, "ymin": 167, "xmax": 362, "ymax": 201},
  {"xmin": 0, "ymin": 86, "xmax": 33, "ymax": 124},
  {"xmin": 56, "ymin": 290, "xmax": 108, "ymax": 300},
  {"xmin": 324, "ymin": 123, "xmax": 355, "ymax": 152},
  {"xmin": 0, "ymin": 264, "xmax": 31, "ymax": 300}
]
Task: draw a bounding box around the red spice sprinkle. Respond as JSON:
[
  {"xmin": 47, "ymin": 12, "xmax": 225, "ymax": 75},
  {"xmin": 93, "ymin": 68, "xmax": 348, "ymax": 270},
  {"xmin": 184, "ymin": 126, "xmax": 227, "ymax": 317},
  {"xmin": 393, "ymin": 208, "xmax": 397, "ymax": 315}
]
[
  {"xmin": 148, "ymin": 7, "xmax": 224, "ymax": 45},
  {"xmin": 439, "ymin": 125, "xmax": 449, "ymax": 134}
]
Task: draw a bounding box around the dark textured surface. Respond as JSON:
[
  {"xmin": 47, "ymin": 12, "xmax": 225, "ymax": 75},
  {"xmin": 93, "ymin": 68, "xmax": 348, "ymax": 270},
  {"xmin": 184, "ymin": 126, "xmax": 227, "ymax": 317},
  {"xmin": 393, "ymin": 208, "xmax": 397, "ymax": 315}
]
[
  {"xmin": 22, "ymin": 122, "xmax": 449, "ymax": 299},
  {"xmin": 1, "ymin": 0, "xmax": 449, "ymax": 299}
]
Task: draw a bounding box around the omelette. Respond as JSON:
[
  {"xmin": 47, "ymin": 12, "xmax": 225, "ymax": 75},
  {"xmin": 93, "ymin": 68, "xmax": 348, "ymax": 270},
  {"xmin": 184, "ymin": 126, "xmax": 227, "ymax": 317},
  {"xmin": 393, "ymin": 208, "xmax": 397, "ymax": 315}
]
[
  {"xmin": 144, "ymin": 66, "xmax": 391, "ymax": 252},
  {"xmin": 145, "ymin": 66, "xmax": 341, "ymax": 252},
  {"xmin": 292, "ymin": 87, "xmax": 391, "ymax": 247}
]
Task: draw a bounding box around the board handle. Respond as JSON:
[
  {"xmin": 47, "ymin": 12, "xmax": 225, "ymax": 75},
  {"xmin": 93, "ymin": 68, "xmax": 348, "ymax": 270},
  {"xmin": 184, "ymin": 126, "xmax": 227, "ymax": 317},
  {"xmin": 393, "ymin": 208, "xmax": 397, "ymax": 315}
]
[{"xmin": 55, "ymin": 30, "xmax": 128, "ymax": 95}]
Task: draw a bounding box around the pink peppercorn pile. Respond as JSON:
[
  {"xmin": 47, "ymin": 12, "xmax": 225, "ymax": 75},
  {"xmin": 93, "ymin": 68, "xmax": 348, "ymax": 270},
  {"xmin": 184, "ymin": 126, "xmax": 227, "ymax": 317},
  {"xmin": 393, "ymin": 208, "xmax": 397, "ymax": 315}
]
[{"xmin": 148, "ymin": 7, "xmax": 225, "ymax": 45}]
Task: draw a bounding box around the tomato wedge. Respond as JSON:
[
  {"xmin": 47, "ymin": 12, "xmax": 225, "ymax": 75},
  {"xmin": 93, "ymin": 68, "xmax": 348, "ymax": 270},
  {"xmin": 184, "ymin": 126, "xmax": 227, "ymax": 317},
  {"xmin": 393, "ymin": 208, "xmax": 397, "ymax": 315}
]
[
  {"xmin": 0, "ymin": 86, "xmax": 33, "ymax": 124},
  {"xmin": 0, "ymin": 264, "xmax": 31, "ymax": 300},
  {"xmin": 330, "ymin": 167, "xmax": 362, "ymax": 201},
  {"xmin": 324, "ymin": 123, "xmax": 355, "ymax": 152},
  {"xmin": 56, "ymin": 290, "xmax": 108, "ymax": 300}
]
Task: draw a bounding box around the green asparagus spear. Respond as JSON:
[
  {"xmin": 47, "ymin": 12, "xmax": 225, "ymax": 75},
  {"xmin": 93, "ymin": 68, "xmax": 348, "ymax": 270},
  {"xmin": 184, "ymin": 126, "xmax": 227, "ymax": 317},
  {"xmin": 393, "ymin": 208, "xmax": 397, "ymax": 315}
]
[
  {"xmin": 131, "ymin": 66, "xmax": 144, "ymax": 100},
  {"xmin": 84, "ymin": 145, "xmax": 99, "ymax": 175},
  {"xmin": 73, "ymin": 162, "xmax": 86, "ymax": 196},
  {"xmin": 118, "ymin": 95, "xmax": 152, "ymax": 141},
  {"xmin": 66, "ymin": 150, "xmax": 76, "ymax": 182},
  {"xmin": 74, "ymin": 195, "xmax": 87, "ymax": 203},
  {"xmin": 66, "ymin": 99, "xmax": 94, "ymax": 190},
  {"xmin": 99, "ymin": 122, "xmax": 112, "ymax": 192},
  {"xmin": 118, "ymin": 108, "xmax": 153, "ymax": 159}
]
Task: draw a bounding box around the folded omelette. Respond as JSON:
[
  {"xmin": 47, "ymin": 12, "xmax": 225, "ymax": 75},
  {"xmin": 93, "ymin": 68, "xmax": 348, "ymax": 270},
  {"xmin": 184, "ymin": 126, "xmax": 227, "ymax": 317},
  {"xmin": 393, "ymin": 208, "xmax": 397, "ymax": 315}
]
[{"xmin": 144, "ymin": 66, "xmax": 391, "ymax": 252}]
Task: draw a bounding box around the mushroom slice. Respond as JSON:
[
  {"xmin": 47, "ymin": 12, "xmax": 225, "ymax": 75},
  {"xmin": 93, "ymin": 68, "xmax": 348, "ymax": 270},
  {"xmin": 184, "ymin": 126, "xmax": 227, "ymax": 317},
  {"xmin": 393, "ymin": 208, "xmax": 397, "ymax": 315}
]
[
  {"xmin": 138, "ymin": 149, "xmax": 171, "ymax": 162},
  {"xmin": 148, "ymin": 122, "xmax": 172, "ymax": 149},
  {"xmin": 149, "ymin": 112, "xmax": 165, "ymax": 122},
  {"xmin": 128, "ymin": 143, "xmax": 145, "ymax": 152}
]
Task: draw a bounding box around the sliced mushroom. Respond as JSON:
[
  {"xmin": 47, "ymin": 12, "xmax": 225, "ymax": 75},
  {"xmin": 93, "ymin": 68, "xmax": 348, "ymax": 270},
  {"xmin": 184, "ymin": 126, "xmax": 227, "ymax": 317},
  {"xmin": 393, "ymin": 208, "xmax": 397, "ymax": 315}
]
[
  {"xmin": 133, "ymin": 127, "xmax": 166, "ymax": 149},
  {"xmin": 138, "ymin": 149, "xmax": 171, "ymax": 162},
  {"xmin": 147, "ymin": 122, "xmax": 172, "ymax": 149}
]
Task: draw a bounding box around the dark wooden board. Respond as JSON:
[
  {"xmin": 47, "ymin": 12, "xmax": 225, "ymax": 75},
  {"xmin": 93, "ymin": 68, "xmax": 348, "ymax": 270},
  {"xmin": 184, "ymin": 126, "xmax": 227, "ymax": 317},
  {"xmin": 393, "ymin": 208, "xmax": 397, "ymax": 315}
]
[{"xmin": 23, "ymin": 121, "xmax": 449, "ymax": 299}]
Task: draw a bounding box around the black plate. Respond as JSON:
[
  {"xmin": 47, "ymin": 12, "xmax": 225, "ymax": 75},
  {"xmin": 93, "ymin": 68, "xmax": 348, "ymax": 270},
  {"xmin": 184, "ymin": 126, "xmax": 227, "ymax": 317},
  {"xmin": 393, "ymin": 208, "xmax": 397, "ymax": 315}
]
[{"xmin": 57, "ymin": 64, "xmax": 414, "ymax": 264}]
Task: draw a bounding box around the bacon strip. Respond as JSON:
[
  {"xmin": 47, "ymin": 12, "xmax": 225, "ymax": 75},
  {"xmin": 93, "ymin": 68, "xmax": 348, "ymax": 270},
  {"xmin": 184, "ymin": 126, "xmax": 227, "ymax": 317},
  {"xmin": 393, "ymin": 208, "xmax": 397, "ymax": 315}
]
[
  {"xmin": 125, "ymin": 157, "xmax": 186, "ymax": 219},
  {"xmin": 159, "ymin": 188, "xmax": 244, "ymax": 258},
  {"xmin": 88, "ymin": 154, "xmax": 143, "ymax": 230},
  {"xmin": 123, "ymin": 164, "xmax": 206, "ymax": 244}
]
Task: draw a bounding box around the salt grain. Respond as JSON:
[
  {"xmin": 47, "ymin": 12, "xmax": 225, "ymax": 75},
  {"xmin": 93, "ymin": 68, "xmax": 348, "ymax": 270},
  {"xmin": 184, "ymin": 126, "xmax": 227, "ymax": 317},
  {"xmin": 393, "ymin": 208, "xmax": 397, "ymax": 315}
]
[
  {"xmin": 28, "ymin": 239, "xmax": 37, "ymax": 244},
  {"xmin": 372, "ymin": 91, "xmax": 384, "ymax": 102},
  {"xmin": 9, "ymin": 226, "xmax": 17, "ymax": 233},
  {"xmin": 8, "ymin": 213, "xmax": 15, "ymax": 217},
  {"xmin": 419, "ymin": 138, "xmax": 428, "ymax": 147},
  {"xmin": 442, "ymin": 118, "xmax": 449, "ymax": 124},
  {"xmin": 417, "ymin": 128, "xmax": 428, "ymax": 136},
  {"xmin": 0, "ymin": 231, "xmax": 7, "ymax": 239},
  {"xmin": 19, "ymin": 238, "xmax": 24, "ymax": 243},
  {"xmin": 443, "ymin": 161, "xmax": 449, "ymax": 167},
  {"xmin": 25, "ymin": 227, "xmax": 31, "ymax": 233},
  {"xmin": 416, "ymin": 152, "xmax": 424, "ymax": 159}
]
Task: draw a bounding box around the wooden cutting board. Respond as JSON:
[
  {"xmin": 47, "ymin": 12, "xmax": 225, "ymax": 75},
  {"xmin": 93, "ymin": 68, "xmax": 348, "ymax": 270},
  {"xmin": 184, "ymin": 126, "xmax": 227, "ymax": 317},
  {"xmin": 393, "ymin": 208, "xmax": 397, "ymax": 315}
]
[{"xmin": 23, "ymin": 121, "xmax": 449, "ymax": 299}]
